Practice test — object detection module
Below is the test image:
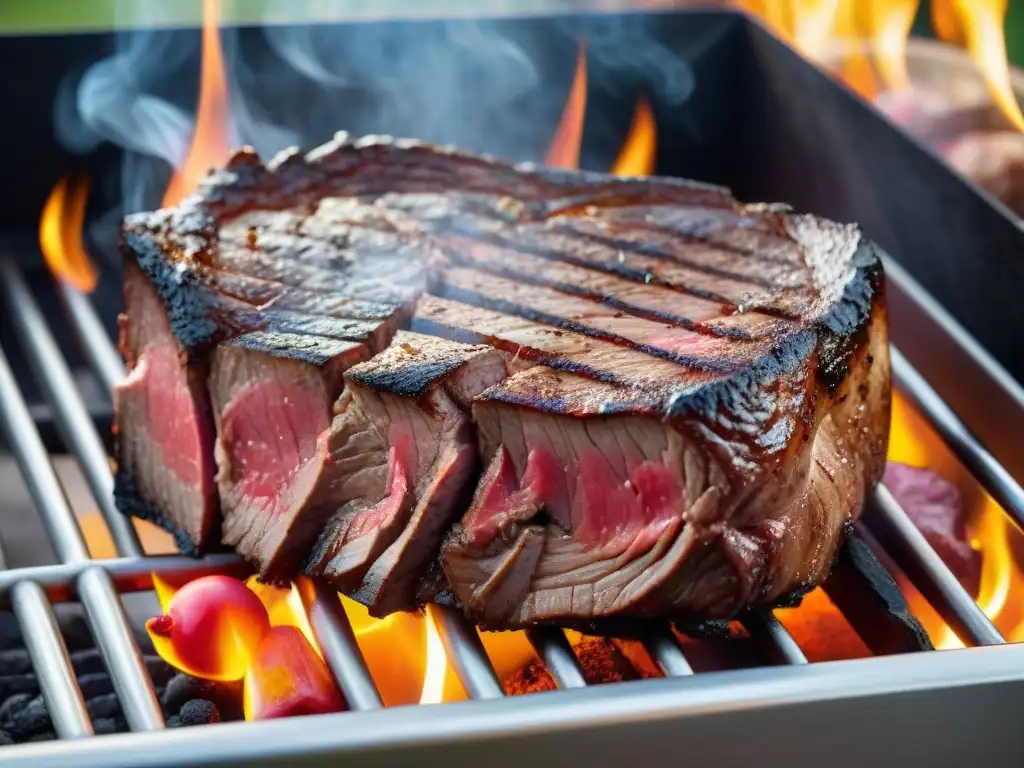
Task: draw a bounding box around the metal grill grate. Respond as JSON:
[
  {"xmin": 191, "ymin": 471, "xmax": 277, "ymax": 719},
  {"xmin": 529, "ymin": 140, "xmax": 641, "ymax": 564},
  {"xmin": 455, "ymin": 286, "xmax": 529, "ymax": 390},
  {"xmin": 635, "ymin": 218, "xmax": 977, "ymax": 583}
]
[{"xmin": 0, "ymin": 246, "xmax": 1022, "ymax": 763}]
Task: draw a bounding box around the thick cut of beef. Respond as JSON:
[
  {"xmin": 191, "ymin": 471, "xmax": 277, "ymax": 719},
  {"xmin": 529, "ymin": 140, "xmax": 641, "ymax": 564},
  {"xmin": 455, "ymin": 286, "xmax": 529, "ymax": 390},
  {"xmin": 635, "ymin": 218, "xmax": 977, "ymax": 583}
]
[
  {"xmin": 117, "ymin": 133, "xmax": 889, "ymax": 626},
  {"xmin": 306, "ymin": 331, "xmax": 506, "ymax": 614}
]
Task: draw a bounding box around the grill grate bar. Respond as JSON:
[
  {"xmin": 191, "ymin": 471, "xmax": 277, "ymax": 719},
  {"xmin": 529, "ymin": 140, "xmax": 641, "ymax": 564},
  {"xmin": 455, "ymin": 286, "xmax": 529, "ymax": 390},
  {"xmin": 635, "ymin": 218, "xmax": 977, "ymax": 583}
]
[
  {"xmin": 57, "ymin": 281, "xmax": 125, "ymax": 395},
  {"xmin": 526, "ymin": 628, "xmax": 587, "ymax": 689},
  {"xmin": 891, "ymin": 346, "xmax": 1024, "ymax": 535},
  {"xmin": 0, "ymin": 260, "xmax": 142, "ymax": 558},
  {"xmin": 77, "ymin": 567, "xmax": 164, "ymax": 731},
  {"xmin": 299, "ymin": 580, "xmax": 384, "ymax": 711},
  {"xmin": 741, "ymin": 610, "xmax": 809, "ymax": 665},
  {"xmin": 0, "ymin": 555, "xmax": 249, "ymax": 604},
  {"xmin": 866, "ymin": 485, "xmax": 1004, "ymax": 646},
  {"xmin": 432, "ymin": 606, "xmax": 505, "ymax": 699},
  {"xmin": 0, "ymin": 343, "xmax": 91, "ymax": 563},
  {"xmin": 0, "ymin": 332, "xmax": 166, "ymax": 731},
  {"xmin": 644, "ymin": 626, "xmax": 694, "ymax": 676},
  {"xmin": 10, "ymin": 581, "xmax": 94, "ymax": 739}
]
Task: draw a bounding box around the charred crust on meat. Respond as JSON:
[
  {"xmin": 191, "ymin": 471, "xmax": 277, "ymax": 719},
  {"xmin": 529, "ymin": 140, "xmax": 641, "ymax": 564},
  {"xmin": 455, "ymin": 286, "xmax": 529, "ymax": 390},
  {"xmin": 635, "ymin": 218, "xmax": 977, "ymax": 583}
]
[{"xmin": 113, "ymin": 468, "xmax": 205, "ymax": 556}]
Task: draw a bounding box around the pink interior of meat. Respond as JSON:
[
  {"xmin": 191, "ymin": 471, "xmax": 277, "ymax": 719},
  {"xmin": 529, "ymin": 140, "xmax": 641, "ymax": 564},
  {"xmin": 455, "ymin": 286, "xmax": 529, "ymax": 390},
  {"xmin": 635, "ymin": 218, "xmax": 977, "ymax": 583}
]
[
  {"xmin": 123, "ymin": 343, "xmax": 207, "ymax": 486},
  {"xmin": 346, "ymin": 447, "xmax": 410, "ymax": 539},
  {"xmin": 573, "ymin": 454, "xmax": 684, "ymax": 555},
  {"xmin": 466, "ymin": 444, "xmax": 684, "ymax": 557},
  {"xmin": 219, "ymin": 379, "xmax": 330, "ymax": 507}
]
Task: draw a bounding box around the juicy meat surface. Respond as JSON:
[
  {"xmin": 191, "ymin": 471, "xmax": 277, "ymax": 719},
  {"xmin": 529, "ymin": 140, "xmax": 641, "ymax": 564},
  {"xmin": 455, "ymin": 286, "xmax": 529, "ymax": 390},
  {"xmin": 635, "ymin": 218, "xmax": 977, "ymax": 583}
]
[
  {"xmin": 116, "ymin": 133, "xmax": 890, "ymax": 626},
  {"xmin": 305, "ymin": 331, "xmax": 507, "ymax": 615}
]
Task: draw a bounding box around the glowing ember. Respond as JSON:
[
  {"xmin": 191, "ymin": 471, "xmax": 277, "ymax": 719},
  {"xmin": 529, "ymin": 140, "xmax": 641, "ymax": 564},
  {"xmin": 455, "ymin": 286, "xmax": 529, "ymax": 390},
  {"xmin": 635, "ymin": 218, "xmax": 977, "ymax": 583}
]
[
  {"xmin": 611, "ymin": 97, "xmax": 657, "ymax": 177},
  {"xmin": 147, "ymin": 574, "xmax": 269, "ymax": 681},
  {"xmin": 545, "ymin": 40, "xmax": 587, "ymax": 169},
  {"xmin": 162, "ymin": 0, "xmax": 231, "ymax": 207},
  {"xmin": 38, "ymin": 175, "xmax": 97, "ymax": 293},
  {"xmin": 245, "ymin": 576, "xmax": 320, "ymax": 656},
  {"xmin": 243, "ymin": 626, "xmax": 344, "ymax": 720}
]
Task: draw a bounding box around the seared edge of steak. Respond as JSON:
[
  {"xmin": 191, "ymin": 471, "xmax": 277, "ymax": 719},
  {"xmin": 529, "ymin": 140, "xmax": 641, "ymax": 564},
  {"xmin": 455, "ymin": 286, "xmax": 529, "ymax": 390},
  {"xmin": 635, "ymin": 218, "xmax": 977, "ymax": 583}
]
[
  {"xmin": 306, "ymin": 331, "xmax": 508, "ymax": 614},
  {"xmin": 112, "ymin": 259, "xmax": 219, "ymax": 553}
]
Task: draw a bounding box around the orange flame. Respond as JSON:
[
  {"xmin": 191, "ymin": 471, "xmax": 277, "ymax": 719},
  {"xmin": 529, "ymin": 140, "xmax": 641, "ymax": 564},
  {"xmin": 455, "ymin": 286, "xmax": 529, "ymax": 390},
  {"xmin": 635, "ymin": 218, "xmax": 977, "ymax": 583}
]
[
  {"xmin": 418, "ymin": 605, "xmax": 447, "ymax": 705},
  {"xmin": 545, "ymin": 41, "xmax": 587, "ymax": 170},
  {"xmin": 932, "ymin": 0, "xmax": 1024, "ymax": 132},
  {"xmin": 611, "ymin": 97, "xmax": 657, "ymax": 177},
  {"xmin": 161, "ymin": 0, "xmax": 231, "ymax": 207},
  {"xmin": 738, "ymin": 1, "xmax": 1022, "ymax": 130},
  {"xmin": 38, "ymin": 175, "xmax": 97, "ymax": 293}
]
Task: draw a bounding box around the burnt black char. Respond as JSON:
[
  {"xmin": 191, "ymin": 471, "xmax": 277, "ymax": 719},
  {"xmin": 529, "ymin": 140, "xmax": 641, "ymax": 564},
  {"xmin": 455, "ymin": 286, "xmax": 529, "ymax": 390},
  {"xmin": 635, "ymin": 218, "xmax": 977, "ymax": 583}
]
[{"xmin": 115, "ymin": 134, "xmax": 890, "ymax": 626}]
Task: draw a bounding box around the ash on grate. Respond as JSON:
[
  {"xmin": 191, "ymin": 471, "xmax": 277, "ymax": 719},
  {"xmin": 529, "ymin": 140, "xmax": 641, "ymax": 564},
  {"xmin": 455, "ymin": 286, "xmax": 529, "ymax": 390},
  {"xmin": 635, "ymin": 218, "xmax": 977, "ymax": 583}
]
[{"xmin": 0, "ymin": 609, "xmax": 244, "ymax": 745}]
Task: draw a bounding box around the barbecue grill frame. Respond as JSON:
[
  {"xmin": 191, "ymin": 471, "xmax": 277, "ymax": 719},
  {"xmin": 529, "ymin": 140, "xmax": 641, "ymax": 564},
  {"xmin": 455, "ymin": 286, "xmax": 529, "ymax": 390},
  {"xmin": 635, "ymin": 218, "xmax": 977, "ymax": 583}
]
[{"xmin": 1, "ymin": 6, "xmax": 1023, "ymax": 766}]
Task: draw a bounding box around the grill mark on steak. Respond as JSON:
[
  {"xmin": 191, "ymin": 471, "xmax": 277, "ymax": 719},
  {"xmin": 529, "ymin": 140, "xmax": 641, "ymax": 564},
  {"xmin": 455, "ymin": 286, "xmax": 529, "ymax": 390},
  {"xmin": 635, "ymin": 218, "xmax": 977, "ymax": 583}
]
[
  {"xmin": 414, "ymin": 295, "xmax": 720, "ymax": 393},
  {"xmin": 116, "ymin": 134, "xmax": 889, "ymax": 629},
  {"xmin": 546, "ymin": 220, "xmax": 803, "ymax": 289},
  {"xmin": 436, "ymin": 267, "xmax": 771, "ymax": 372},
  {"xmin": 436, "ymin": 232, "xmax": 768, "ymax": 339}
]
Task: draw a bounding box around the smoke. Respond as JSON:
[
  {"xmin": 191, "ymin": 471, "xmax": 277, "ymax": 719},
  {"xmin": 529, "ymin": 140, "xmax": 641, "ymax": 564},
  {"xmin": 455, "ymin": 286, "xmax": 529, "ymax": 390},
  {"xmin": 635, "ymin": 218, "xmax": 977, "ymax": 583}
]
[{"xmin": 54, "ymin": 2, "xmax": 698, "ymax": 222}]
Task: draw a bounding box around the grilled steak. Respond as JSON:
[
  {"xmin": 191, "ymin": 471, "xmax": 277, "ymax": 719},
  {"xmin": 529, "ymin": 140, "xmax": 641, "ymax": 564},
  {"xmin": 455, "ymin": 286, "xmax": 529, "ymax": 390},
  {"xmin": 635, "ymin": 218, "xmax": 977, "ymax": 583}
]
[{"xmin": 115, "ymin": 133, "xmax": 889, "ymax": 626}]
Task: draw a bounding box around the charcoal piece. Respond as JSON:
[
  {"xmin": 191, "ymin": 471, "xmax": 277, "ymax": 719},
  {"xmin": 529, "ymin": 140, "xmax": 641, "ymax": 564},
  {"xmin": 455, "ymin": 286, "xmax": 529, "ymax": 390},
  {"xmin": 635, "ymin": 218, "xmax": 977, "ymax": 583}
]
[
  {"xmin": 0, "ymin": 650, "xmax": 33, "ymax": 677},
  {"xmin": 76, "ymin": 672, "xmax": 116, "ymax": 700},
  {"xmin": 0, "ymin": 614, "xmax": 21, "ymax": 652},
  {"xmin": 91, "ymin": 713, "xmax": 128, "ymax": 735},
  {"xmin": 161, "ymin": 673, "xmax": 243, "ymax": 722},
  {"xmin": 0, "ymin": 674, "xmax": 40, "ymax": 701},
  {"xmin": 176, "ymin": 699, "xmax": 220, "ymax": 726},
  {"xmin": 86, "ymin": 693, "xmax": 122, "ymax": 721},
  {"xmin": 0, "ymin": 729, "xmax": 12, "ymax": 746},
  {"xmin": 145, "ymin": 657, "xmax": 176, "ymax": 688},
  {"xmin": 0, "ymin": 692, "xmax": 33, "ymax": 722},
  {"xmin": 59, "ymin": 615, "xmax": 95, "ymax": 652},
  {"xmin": 822, "ymin": 530, "xmax": 934, "ymax": 655},
  {"xmin": 2, "ymin": 695, "xmax": 52, "ymax": 740}
]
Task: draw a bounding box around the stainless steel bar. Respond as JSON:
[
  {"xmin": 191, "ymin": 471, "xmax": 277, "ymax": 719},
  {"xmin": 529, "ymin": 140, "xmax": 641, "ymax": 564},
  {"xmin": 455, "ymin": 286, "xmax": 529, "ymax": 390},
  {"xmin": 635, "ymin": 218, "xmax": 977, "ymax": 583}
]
[
  {"xmin": 58, "ymin": 281, "xmax": 125, "ymax": 395},
  {"xmin": 644, "ymin": 626, "xmax": 693, "ymax": 676},
  {"xmin": 0, "ymin": 554, "xmax": 249, "ymax": 603},
  {"xmin": 741, "ymin": 610, "xmax": 809, "ymax": 665},
  {"xmin": 891, "ymin": 346, "xmax": 1024, "ymax": 535},
  {"xmin": 11, "ymin": 581, "xmax": 94, "ymax": 739},
  {"xmin": 78, "ymin": 567, "xmax": 165, "ymax": 731},
  {"xmin": 525, "ymin": 628, "xmax": 587, "ymax": 689},
  {"xmin": 431, "ymin": 605, "xmax": 504, "ymax": 699},
  {"xmin": 299, "ymin": 579, "xmax": 384, "ymax": 711},
  {"xmin": 0, "ymin": 314, "xmax": 167, "ymax": 730},
  {"xmin": 866, "ymin": 485, "xmax": 1004, "ymax": 646},
  {"xmin": 0, "ymin": 260, "xmax": 142, "ymax": 557},
  {"xmin": 0, "ymin": 344, "xmax": 91, "ymax": 563},
  {"xmin": 11, "ymin": 641, "xmax": 1024, "ymax": 768}
]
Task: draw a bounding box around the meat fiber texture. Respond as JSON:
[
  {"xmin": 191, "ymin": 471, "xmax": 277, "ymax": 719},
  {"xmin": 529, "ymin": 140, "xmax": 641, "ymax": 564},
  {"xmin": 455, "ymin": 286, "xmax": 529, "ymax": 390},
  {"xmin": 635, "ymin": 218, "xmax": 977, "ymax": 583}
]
[{"xmin": 114, "ymin": 133, "xmax": 890, "ymax": 627}]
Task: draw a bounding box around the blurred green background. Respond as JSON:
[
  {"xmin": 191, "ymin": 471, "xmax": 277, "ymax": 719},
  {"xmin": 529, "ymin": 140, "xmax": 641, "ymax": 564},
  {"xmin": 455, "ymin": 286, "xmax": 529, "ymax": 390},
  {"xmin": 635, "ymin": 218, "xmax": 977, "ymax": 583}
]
[{"xmin": 0, "ymin": 1, "xmax": 1021, "ymax": 65}]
